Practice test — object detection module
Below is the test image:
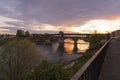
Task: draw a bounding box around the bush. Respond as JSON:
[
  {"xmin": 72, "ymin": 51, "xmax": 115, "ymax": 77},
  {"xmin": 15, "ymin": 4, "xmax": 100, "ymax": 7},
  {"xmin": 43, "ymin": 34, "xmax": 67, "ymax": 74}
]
[
  {"xmin": 89, "ymin": 34, "xmax": 107, "ymax": 50},
  {"xmin": 89, "ymin": 34, "xmax": 107, "ymax": 44},
  {"xmin": 0, "ymin": 38, "xmax": 11, "ymax": 46},
  {"xmin": 26, "ymin": 60, "xmax": 69, "ymax": 80}
]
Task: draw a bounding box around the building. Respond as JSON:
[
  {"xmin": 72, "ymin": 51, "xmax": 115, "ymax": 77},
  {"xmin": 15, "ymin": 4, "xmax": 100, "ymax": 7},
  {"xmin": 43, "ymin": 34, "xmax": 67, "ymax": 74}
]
[
  {"xmin": 111, "ymin": 30, "xmax": 120, "ymax": 39},
  {"xmin": 0, "ymin": 34, "xmax": 15, "ymax": 40}
]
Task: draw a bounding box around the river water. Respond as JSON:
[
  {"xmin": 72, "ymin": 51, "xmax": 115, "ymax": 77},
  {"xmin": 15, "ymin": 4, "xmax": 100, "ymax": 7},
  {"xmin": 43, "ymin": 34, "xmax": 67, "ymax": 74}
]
[{"xmin": 37, "ymin": 39, "xmax": 89, "ymax": 63}]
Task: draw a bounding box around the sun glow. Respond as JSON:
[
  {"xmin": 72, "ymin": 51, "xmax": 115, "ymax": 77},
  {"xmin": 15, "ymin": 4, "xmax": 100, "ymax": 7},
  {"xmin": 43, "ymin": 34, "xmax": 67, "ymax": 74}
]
[
  {"xmin": 29, "ymin": 18, "xmax": 120, "ymax": 34},
  {"xmin": 1, "ymin": 15, "xmax": 120, "ymax": 34},
  {"xmin": 30, "ymin": 23, "xmax": 60, "ymax": 31},
  {"xmin": 69, "ymin": 19, "xmax": 120, "ymax": 33}
]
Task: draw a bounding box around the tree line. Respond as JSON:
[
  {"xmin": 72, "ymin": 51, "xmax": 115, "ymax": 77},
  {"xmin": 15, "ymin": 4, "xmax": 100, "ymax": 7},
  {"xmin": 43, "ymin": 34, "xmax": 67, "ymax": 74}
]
[{"xmin": 16, "ymin": 30, "xmax": 30, "ymax": 37}]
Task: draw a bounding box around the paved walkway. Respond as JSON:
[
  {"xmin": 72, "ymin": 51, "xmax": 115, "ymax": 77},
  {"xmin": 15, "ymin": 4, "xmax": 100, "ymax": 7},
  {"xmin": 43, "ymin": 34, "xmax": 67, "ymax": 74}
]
[{"xmin": 99, "ymin": 39, "xmax": 120, "ymax": 80}]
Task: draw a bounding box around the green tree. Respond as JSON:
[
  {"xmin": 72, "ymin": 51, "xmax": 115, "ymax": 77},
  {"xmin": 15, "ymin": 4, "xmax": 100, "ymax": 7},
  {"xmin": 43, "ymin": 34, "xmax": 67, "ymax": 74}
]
[
  {"xmin": 16, "ymin": 30, "xmax": 25, "ymax": 37},
  {"xmin": 0, "ymin": 40, "xmax": 39, "ymax": 80},
  {"xmin": 25, "ymin": 31, "xmax": 30, "ymax": 37}
]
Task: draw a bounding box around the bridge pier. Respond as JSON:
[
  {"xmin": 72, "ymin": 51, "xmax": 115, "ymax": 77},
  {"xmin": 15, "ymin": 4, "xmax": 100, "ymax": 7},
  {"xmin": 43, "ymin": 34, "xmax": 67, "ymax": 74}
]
[
  {"xmin": 59, "ymin": 31, "xmax": 64, "ymax": 38},
  {"xmin": 57, "ymin": 38, "xmax": 64, "ymax": 53},
  {"xmin": 73, "ymin": 38, "xmax": 78, "ymax": 52},
  {"xmin": 57, "ymin": 31, "xmax": 65, "ymax": 52}
]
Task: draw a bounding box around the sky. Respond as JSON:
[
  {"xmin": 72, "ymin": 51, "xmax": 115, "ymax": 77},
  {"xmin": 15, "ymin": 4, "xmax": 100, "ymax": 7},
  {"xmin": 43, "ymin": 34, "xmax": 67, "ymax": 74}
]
[{"xmin": 0, "ymin": 0, "xmax": 120, "ymax": 34}]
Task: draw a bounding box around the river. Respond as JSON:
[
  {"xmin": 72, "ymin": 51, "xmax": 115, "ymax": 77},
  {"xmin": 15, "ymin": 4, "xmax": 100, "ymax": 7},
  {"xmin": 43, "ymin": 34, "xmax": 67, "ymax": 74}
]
[{"xmin": 36, "ymin": 39, "xmax": 89, "ymax": 63}]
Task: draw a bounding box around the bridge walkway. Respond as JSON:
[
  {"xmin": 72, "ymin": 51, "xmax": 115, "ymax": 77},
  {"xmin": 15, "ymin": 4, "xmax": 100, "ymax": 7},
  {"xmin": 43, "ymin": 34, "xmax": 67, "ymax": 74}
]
[{"xmin": 99, "ymin": 39, "xmax": 120, "ymax": 80}]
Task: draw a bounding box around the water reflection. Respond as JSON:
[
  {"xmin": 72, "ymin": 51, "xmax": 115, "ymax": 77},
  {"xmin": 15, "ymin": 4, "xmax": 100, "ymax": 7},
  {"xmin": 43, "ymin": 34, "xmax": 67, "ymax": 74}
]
[
  {"xmin": 64, "ymin": 39, "xmax": 74, "ymax": 54},
  {"xmin": 53, "ymin": 39, "xmax": 89, "ymax": 54},
  {"xmin": 77, "ymin": 39, "xmax": 89, "ymax": 53},
  {"xmin": 64, "ymin": 39, "xmax": 89, "ymax": 54},
  {"xmin": 37, "ymin": 39, "xmax": 89, "ymax": 63}
]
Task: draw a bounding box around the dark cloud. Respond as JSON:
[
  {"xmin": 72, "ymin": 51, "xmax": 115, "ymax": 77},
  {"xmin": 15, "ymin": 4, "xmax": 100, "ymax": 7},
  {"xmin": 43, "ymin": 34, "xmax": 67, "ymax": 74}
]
[
  {"xmin": 0, "ymin": 0, "xmax": 120, "ymax": 33},
  {"xmin": 20, "ymin": 0, "xmax": 100, "ymax": 25},
  {"xmin": 19, "ymin": 0, "xmax": 120, "ymax": 26},
  {"xmin": 5, "ymin": 21, "xmax": 24, "ymax": 27}
]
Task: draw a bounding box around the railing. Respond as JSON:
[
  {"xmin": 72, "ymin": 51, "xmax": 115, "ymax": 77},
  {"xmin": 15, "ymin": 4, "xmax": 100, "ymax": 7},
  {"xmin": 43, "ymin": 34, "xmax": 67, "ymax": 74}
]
[{"xmin": 70, "ymin": 40, "xmax": 110, "ymax": 80}]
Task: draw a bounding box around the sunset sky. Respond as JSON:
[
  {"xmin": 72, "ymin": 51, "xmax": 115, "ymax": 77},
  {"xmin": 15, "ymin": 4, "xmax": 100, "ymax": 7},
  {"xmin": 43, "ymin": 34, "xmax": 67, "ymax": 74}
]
[{"xmin": 0, "ymin": 0, "xmax": 120, "ymax": 34}]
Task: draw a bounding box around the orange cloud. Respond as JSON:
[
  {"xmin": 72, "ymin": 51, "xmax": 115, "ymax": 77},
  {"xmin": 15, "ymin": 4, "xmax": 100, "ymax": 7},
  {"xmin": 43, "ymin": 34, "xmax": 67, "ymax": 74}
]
[{"xmin": 102, "ymin": 16, "xmax": 120, "ymax": 20}]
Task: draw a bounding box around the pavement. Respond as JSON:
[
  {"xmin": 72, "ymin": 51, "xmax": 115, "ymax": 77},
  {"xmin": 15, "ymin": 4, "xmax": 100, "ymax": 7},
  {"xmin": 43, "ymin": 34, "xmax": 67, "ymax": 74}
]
[{"xmin": 99, "ymin": 39, "xmax": 120, "ymax": 80}]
